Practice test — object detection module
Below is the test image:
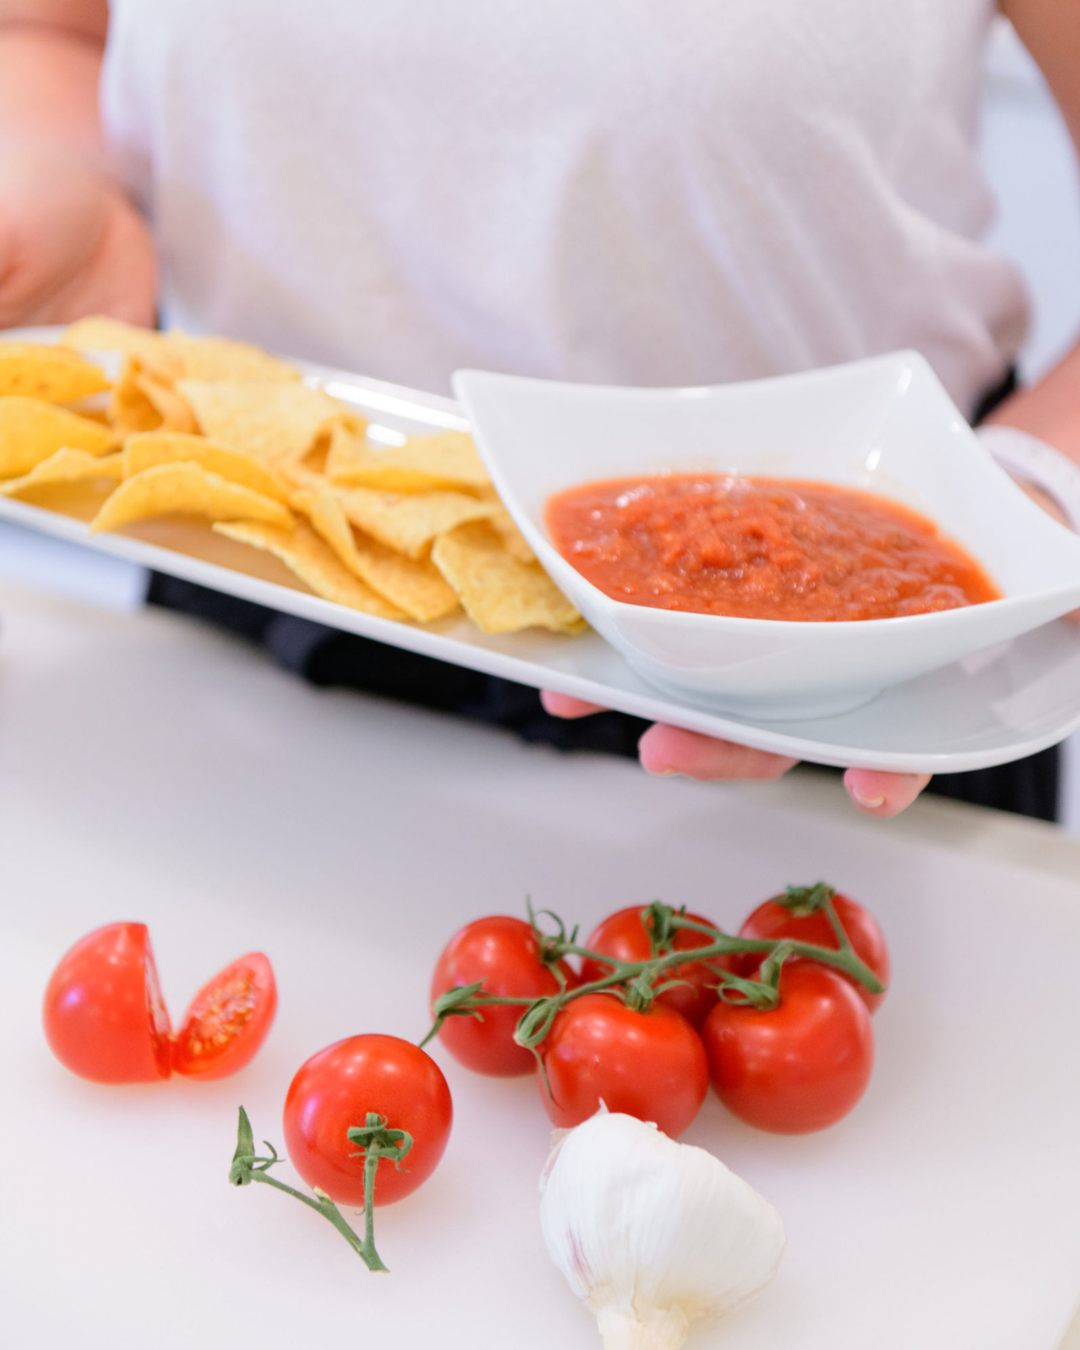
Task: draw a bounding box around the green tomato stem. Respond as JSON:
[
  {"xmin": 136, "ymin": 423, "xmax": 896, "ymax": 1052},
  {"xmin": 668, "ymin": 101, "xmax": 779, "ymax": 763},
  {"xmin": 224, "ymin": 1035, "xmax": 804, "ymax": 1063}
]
[
  {"xmin": 346, "ymin": 1114, "xmax": 413, "ymax": 1274},
  {"xmin": 229, "ymin": 1106, "xmax": 407, "ymax": 1274},
  {"xmin": 423, "ymin": 890, "xmax": 884, "ymax": 1050}
]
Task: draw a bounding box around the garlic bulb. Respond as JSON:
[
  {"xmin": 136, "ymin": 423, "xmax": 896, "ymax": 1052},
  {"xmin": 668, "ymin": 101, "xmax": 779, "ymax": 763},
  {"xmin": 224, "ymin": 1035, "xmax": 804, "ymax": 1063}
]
[{"xmin": 539, "ymin": 1111, "xmax": 785, "ymax": 1350}]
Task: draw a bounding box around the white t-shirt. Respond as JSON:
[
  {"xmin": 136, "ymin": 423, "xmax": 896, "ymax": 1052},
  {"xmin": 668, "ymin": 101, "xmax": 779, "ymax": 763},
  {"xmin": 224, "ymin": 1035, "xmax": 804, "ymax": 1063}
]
[{"xmin": 101, "ymin": 0, "xmax": 1027, "ymax": 416}]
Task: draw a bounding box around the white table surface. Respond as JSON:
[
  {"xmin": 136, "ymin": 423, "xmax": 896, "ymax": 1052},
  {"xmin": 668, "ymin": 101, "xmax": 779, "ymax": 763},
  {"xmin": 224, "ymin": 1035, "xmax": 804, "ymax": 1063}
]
[{"xmin": 0, "ymin": 580, "xmax": 1078, "ymax": 1350}]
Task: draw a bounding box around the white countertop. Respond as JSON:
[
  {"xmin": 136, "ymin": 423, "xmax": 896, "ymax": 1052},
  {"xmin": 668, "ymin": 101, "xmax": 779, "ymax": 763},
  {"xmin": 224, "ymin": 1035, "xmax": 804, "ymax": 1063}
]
[{"xmin": 0, "ymin": 580, "xmax": 1077, "ymax": 1349}]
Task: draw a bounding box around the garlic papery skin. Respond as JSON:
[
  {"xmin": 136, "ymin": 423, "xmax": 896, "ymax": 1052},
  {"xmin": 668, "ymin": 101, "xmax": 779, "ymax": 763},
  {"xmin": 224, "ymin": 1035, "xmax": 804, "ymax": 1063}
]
[{"xmin": 539, "ymin": 1111, "xmax": 786, "ymax": 1350}]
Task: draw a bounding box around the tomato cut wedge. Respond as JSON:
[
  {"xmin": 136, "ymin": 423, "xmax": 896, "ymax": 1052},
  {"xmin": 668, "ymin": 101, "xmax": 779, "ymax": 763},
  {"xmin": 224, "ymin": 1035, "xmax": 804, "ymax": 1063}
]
[
  {"xmin": 42, "ymin": 925, "xmax": 277, "ymax": 1085},
  {"xmin": 42, "ymin": 922, "xmax": 173, "ymax": 1083},
  {"xmin": 172, "ymin": 952, "xmax": 277, "ymax": 1079}
]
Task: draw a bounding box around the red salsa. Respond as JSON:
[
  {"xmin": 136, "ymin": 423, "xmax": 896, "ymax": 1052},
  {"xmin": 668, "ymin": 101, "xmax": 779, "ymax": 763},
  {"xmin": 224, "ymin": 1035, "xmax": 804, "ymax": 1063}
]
[{"xmin": 545, "ymin": 474, "xmax": 1001, "ymax": 621}]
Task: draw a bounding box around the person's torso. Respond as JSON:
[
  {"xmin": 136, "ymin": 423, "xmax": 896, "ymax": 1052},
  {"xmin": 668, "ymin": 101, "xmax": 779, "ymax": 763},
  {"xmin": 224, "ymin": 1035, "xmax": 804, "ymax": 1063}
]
[{"xmin": 102, "ymin": 0, "xmax": 1026, "ymax": 413}]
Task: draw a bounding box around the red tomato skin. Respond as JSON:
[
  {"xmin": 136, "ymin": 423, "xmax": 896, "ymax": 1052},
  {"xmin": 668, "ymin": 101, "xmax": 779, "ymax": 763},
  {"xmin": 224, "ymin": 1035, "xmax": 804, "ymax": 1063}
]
[
  {"xmin": 538, "ymin": 993, "xmax": 709, "ymax": 1138},
  {"xmin": 702, "ymin": 963, "xmax": 874, "ymax": 1135},
  {"xmin": 579, "ymin": 907, "xmax": 734, "ymax": 1030},
  {"xmin": 172, "ymin": 952, "xmax": 277, "ymax": 1080},
  {"xmin": 737, "ymin": 893, "xmax": 890, "ymax": 1012},
  {"xmin": 431, "ymin": 916, "xmax": 577, "ymax": 1076},
  {"xmin": 283, "ymin": 1035, "xmax": 452, "ymax": 1207},
  {"xmin": 42, "ymin": 922, "xmax": 172, "ymax": 1083}
]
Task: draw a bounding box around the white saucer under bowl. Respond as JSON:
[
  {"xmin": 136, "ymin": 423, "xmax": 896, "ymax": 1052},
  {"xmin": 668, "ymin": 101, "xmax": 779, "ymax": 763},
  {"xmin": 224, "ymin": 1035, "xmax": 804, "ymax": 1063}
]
[{"xmin": 454, "ymin": 354, "xmax": 1080, "ymax": 720}]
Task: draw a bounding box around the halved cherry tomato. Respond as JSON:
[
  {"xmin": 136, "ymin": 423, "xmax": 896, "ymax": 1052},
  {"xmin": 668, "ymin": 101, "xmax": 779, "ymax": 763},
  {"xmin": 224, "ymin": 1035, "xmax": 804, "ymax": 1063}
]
[
  {"xmin": 42, "ymin": 922, "xmax": 172, "ymax": 1083},
  {"xmin": 579, "ymin": 906, "xmax": 735, "ymax": 1029},
  {"xmin": 737, "ymin": 890, "xmax": 890, "ymax": 1012},
  {"xmin": 538, "ymin": 993, "xmax": 709, "ymax": 1138},
  {"xmin": 283, "ymin": 1034, "xmax": 452, "ymax": 1206},
  {"xmin": 42, "ymin": 922, "xmax": 276, "ymax": 1084},
  {"xmin": 701, "ymin": 962, "xmax": 874, "ymax": 1134},
  {"xmin": 431, "ymin": 915, "xmax": 577, "ymax": 1076},
  {"xmin": 172, "ymin": 952, "xmax": 277, "ymax": 1079}
]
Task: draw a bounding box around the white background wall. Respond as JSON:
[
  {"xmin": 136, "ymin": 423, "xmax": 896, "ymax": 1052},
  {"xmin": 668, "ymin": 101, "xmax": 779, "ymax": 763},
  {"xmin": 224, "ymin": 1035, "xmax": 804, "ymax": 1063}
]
[{"xmin": 980, "ymin": 19, "xmax": 1080, "ymax": 830}]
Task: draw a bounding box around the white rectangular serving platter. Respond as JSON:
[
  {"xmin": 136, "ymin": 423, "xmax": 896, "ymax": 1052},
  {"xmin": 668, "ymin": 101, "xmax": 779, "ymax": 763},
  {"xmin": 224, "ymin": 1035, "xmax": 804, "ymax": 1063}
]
[
  {"xmin": 5, "ymin": 328, "xmax": 1080, "ymax": 774},
  {"xmin": 1, "ymin": 582, "xmax": 1079, "ymax": 1350}
]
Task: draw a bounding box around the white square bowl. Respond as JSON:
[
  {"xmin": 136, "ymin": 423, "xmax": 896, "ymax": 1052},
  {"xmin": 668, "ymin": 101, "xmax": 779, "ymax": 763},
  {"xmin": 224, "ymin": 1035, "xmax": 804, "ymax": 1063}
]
[{"xmin": 454, "ymin": 352, "xmax": 1080, "ymax": 720}]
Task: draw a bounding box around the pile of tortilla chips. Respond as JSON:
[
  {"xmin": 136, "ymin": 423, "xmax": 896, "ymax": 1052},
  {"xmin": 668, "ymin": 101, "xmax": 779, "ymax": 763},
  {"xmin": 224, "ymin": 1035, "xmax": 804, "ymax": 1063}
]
[{"xmin": 0, "ymin": 320, "xmax": 584, "ymax": 634}]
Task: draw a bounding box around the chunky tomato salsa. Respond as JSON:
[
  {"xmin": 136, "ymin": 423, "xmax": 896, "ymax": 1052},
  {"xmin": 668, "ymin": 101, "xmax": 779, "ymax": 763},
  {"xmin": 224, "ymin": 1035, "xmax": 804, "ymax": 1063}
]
[{"xmin": 545, "ymin": 475, "xmax": 1001, "ymax": 621}]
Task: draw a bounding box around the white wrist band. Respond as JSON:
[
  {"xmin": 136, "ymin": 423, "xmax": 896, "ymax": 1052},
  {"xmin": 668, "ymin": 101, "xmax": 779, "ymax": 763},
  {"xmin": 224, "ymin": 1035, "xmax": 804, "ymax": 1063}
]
[{"xmin": 976, "ymin": 425, "xmax": 1080, "ymax": 533}]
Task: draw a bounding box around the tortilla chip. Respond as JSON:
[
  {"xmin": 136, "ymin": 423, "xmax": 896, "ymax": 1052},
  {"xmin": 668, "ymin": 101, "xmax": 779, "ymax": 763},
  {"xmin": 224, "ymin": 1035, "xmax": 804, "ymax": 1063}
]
[
  {"xmin": 0, "ymin": 343, "xmax": 109, "ymax": 402},
  {"xmin": 289, "ymin": 483, "xmax": 362, "ymax": 571},
  {"xmin": 431, "ymin": 522, "xmax": 583, "ymax": 633},
  {"xmin": 136, "ymin": 371, "xmax": 198, "ymax": 433},
  {"xmin": 0, "ymin": 397, "xmax": 116, "ymax": 476},
  {"xmin": 61, "ymin": 317, "xmax": 184, "ymax": 382},
  {"xmin": 109, "ymin": 357, "xmax": 167, "ymax": 435},
  {"xmin": 297, "ymin": 432, "xmax": 331, "ymax": 477},
  {"xmin": 0, "ymin": 449, "xmax": 124, "ymax": 496},
  {"xmin": 292, "ymin": 483, "xmax": 458, "ymax": 622},
  {"xmin": 321, "ymin": 422, "xmax": 365, "ymax": 481},
  {"xmin": 484, "ymin": 502, "xmax": 536, "ymax": 563},
  {"xmin": 109, "ymin": 356, "xmax": 197, "ymax": 435},
  {"xmin": 349, "ymin": 538, "xmax": 459, "ymax": 622},
  {"xmin": 326, "ymin": 426, "xmax": 491, "ymax": 492},
  {"xmin": 178, "ymin": 380, "xmax": 343, "ymax": 462},
  {"xmin": 278, "ymin": 460, "xmax": 324, "ymax": 491},
  {"xmin": 89, "ymin": 461, "xmax": 293, "ymax": 534},
  {"xmin": 162, "ymin": 331, "xmax": 301, "ymax": 383},
  {"xmin": 335, "ymin": 484, "xmax": 497, "ymax": 559},
  {"xmin": 123, "ymin": 432, "xmax": 290, "ymax": 502},
  {"xmin": 212, "ymin": 519, "xmax": 405, "ymax": 619},
  {"xmin": 285, "ymin": 413, "xmax": 365, "ymax": 483}
]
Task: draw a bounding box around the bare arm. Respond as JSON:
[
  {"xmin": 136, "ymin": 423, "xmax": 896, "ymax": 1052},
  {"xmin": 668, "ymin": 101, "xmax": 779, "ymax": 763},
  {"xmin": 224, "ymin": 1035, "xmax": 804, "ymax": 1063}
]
[
  {"xmin": 988, "ymin": 0, "xmax": 1080, "ymax": 461},
  {"xmin": 0, "ymin": 0, "xmax": 153, "ymax": 329},
  {"xmin": 0, "ymin": 0, "xmax": 106, "ymax": 156}
]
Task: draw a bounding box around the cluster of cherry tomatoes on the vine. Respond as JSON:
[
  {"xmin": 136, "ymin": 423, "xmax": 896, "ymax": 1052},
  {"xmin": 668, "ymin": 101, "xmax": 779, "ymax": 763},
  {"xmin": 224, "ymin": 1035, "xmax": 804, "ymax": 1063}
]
[
  {"xmin": 40, "ymin": 882, "xmax": 888, "ymax": 1271},
  {"xmin": 428, "ymin": 884, "xmax": 889, "ymax": 1136}
]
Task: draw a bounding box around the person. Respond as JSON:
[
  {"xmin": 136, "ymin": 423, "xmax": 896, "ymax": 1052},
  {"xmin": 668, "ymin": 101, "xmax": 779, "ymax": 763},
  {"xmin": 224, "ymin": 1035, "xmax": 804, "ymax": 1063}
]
[{"xmin": 0, "ymin": 0, "xmax": 1076, "ymax": 820}]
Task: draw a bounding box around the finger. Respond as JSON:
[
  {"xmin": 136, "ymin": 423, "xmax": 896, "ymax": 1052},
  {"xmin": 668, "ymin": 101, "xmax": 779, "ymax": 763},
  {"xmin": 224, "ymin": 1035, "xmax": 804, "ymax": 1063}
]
[
  {"xmin": 639, "ymin": 722, "xmax": 798, "ymax": 781},
  {"xmin": 843, "ymin": 768, "xmax": 931, "ymax": 817},
  {"xmin": 540, "ymin": 689, "xmax": 608, "ymax": 719}
]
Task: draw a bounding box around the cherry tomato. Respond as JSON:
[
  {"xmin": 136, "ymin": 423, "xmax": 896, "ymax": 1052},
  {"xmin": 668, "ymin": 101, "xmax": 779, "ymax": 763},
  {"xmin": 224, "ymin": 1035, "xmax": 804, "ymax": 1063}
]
[
  {"xmin": 283, "ymin": 1034, "xmax": 452, "ymax": 1206},
  {"xmin": 701, "ymin": 962, "xmax": 874, "ymax": 1134},
  {"xmin": 42, "ymin": 922, "xmax": 173, "ymax": 1083},
  {"xmin": 172, "ymin": 952, "xmax": 277, "ymax": 1079},
  {"xmin": 579, "ymin": 906, "xmax": 735, "ymax": 1030},
  {"xmin": 538, "ymin": 993, "xmax": 708, "ymax": 1138},
  {"xmin": 431, "ymin": 915, "xmax": 577, "ymax": 1076},
  {"xmin": 737, "ymin": 890, "xmax": 890, "ymax": 1012},
  {"xmin": 42, "ymin": 923, "xmax": 277, "ymax": 1084}
]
